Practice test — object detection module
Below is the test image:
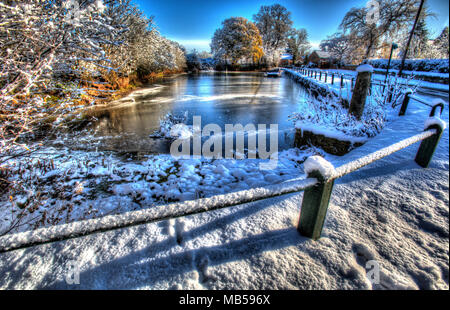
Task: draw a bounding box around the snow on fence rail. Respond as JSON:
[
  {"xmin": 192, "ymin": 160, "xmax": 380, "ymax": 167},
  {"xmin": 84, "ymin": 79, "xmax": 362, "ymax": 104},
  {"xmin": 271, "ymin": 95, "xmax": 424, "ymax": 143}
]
[
  {"xmin": 283, "ymin": 69, "xmax": 353, "ymax": 108},
  {"xmin": 0, "ymin": 114, "xmax": 445, "ymax": 253},
  {"xmin": 332, "ymin": 129, "xmax": 436, "ymax": 179},
  {"xmin": 288, "ymin": 67, "xmax": 358, "ymax": 90},
  {"xmin": 288, "ymin": 66, "xmax": 445, "ymax": 93},
  {"xmin": 0, "ymin": 178, "xmax": 318, "ymax": 253}
]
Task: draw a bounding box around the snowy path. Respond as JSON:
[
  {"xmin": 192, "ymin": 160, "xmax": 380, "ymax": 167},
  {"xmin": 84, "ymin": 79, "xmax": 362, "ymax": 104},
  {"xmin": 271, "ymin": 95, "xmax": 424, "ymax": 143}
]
[{"xmin": 0, "ymin": 98, "xmax": 448, "ymax": 290}]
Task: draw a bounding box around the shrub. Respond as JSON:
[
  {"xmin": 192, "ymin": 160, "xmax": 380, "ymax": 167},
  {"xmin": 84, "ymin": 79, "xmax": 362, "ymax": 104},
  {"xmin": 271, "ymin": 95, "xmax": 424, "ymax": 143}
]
[{"xmin": 368, "ymin": 59, "xmax": 449, "ymax": 73}]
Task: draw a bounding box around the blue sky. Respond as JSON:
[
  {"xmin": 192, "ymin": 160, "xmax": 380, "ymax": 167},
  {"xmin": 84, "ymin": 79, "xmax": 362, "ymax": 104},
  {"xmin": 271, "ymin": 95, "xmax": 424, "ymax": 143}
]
[{"xmin": 134, "ymin": 0, "xmax": 449, "ymax": 52}]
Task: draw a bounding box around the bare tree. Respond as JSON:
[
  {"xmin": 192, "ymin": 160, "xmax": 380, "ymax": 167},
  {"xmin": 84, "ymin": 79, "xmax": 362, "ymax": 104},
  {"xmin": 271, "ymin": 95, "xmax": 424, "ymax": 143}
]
[
  {"xmin": 320, "ymin": 33, "xmax": 355, "ymax": 66},
  {"xmin": 253, "ymin": 4, "xmax": 293, "ymax": 66},
  {"xmin": 340, "ymin": 0, "xmax": 424, "ymax": 61},
  {"xmin": 287, "ymin": 28, "xmax": 310, "ymax": 65}
]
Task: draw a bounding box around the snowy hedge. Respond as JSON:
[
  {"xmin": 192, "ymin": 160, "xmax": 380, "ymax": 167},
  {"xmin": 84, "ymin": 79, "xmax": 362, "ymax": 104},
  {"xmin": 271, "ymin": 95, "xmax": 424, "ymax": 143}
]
[{"xmin": 368, "ymin": 59, "xmax": 449, "ymax": 73}]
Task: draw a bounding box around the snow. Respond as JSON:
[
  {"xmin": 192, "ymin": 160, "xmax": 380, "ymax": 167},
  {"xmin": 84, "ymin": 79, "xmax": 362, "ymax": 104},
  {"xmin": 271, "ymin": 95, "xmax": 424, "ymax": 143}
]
[
  {"xmin": 151, "ymin": 112, "xmax": 191, "ymax": 139},
  {"xmin": 296, "ymin": 123, "xmax": 369, "ymax": 144},
  {"xmin": 0, "ymin": 145, "xmax": 322, "ymax": 237},
  {"xmin": 424, "ymin": 117, "xmax": 447, "ymax": 131},
  {"xmin": 0, "ymin": 176, "xmax": 318, "ymax": 253},
  {"xmin": 286, "ymin": 68, "xmax": 399, "ymax": 140},
  {"xmin": 284, "ymin": 68, "xmax": 351, "ymax": 102},
  {"xmin": 356, "ymin": 64, "xmax": 374, "ymax": 73},
  {"xmin": 368, "ymin": 59, "xmax": 449, "ymax": 74},
  {"xmin": 0, "ymin": 79, "xmax": 448, "ymax": 290},
  {"xmin": 332, "ymin": 129, "xmax": 437, "ymax": 179},
  {"xmin": 432, "ymin": 98, "xmax": 446, "ymax": 107},
  {"xmin": 170, "ymin": 123, "xmax": 193, "ymax": 139},
  {"xmin": 303, "ymin": 156, "xmax": 336, "ymax": 180}
]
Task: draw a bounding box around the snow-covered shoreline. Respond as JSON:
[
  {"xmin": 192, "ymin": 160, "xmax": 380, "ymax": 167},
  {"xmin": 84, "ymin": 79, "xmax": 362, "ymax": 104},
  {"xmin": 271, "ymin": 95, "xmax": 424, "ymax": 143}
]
[{"xmin": 0, "ymin": 142, "xmax": 323, "ymax": 236}]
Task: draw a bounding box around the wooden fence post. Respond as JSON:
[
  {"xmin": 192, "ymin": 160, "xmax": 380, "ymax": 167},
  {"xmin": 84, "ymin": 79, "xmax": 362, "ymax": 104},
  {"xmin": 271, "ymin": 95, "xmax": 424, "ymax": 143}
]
[
  {"xmin": 340, "ymin": 75, "xmax": 344, "ymax": 88},
  {"xmin": 298, "ymin": 169, "xmax": 335, "ymax": 240},
  {"xmin": 331, "ymin": 73, "xmax": 334, "ymax": 84},
  {"xmin": 399, "ymin": 89, "xmax": 413, "ymax": 116},
  {"xmin": 415, "ymin": 121, "xmax": 444, "ymax": 168},
  {"xmin": 319, "ymin": 72, "xmax": 322, "ymax": 80},
  {"xmin": 325, "ymin": 73, "xmax": 327, "ymax": 82},
  {"xmin": 349, "ymin": 64, "xmax": 373, "ymax": 120}
]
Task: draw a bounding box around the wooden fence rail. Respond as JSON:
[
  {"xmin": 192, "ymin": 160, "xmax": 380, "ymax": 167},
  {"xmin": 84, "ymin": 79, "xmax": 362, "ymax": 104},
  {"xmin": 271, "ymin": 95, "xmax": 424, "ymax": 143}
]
[
  {"xmin": 399, "ymin": 91, "xmax": 445, "ymax": 117},
  {"xmin": 290, "ymin": 67, "xmax": 416, "ymax": 92}
]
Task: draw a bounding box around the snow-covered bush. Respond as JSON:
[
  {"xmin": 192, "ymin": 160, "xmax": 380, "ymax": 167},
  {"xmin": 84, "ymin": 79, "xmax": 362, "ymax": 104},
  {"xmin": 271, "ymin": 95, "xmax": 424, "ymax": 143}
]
[
  {"xmin": 289, "ymin": 77, "xmax": 410, "ymax": 138},
  {"xmin": 290, "ymin": 94, "xmax": 384, "ymax": 138},
  {"xmin": 368, "ymin": 59, "xmax": 449, "ymax": 73},
  {"xmin": 99, "ymin": 0, "xmax": 186, "ymax": 79},
  {"xmin": 150, "ymin": 112, "xmax": 191, "ymax": 139},
  {"xmin": 135, "ymin": 34, "xmax": 186, "ymax": 78}
]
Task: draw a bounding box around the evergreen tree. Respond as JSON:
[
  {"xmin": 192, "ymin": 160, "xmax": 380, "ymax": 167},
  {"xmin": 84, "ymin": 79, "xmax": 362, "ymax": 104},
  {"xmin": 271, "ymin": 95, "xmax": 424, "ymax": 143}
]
[
  {"xmin": 287, "ymin": 28, "xmax": 310, "ymax": 65},
  {"xmin": 407, "ymin": 16, "xmax": 430, "ymax": 58},
  {"xmin": 433, "ymin": 26, "xmax": 449, "ymax": 58}
]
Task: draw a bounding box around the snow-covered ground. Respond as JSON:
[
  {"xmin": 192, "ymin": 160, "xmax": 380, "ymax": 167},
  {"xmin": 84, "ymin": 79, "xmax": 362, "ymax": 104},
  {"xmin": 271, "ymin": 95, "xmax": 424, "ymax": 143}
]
[
  {"xmin": 0, "ymin": 91, "xmax": 448, "ymax": 289},
  {"xmin": 285, "ymin": 68, "xmax": 400, "ymax": 140},
  {"xmin": 0, "ymin": 145, "xmax": 322, "ymax": 235}
]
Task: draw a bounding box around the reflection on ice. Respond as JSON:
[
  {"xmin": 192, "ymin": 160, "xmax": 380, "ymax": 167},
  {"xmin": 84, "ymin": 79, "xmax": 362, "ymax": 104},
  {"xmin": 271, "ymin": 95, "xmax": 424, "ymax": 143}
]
[
  {"xmin": 177, "ymin": 93, "xmax": 282, "ymax": 102},
  {"xmin": 84, "ymin": 73, "xmax": 309, "ymax": 154}
]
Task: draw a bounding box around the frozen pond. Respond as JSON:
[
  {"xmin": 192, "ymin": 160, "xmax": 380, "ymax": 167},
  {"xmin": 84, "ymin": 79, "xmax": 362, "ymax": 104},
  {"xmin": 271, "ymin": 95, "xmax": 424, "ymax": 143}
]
[{"xmin": 84, "ymin": 72, "xmax": 310, "ymax": 154}]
